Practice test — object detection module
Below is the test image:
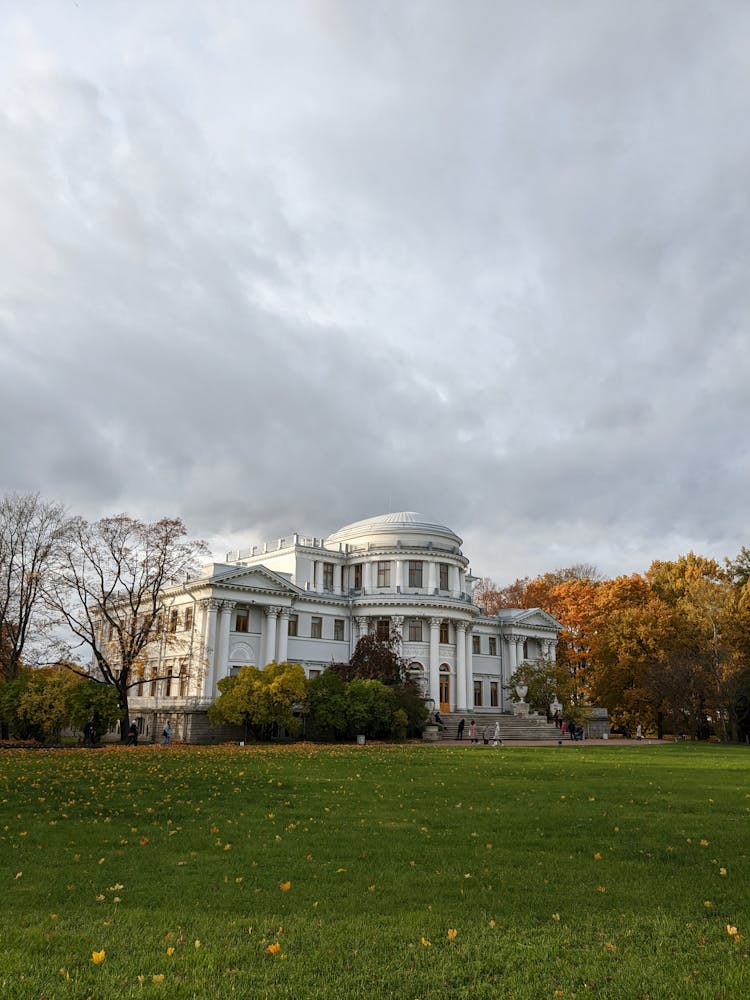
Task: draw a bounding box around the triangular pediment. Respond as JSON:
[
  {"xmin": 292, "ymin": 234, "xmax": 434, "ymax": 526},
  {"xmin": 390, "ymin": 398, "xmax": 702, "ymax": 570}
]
[
  {"xmin": 495, "ymin": 607, "xmax": 562, "ymax": 631},
  {"xmin": 201, "ymin": 564, "xmax": 303, "ymax": 597}
]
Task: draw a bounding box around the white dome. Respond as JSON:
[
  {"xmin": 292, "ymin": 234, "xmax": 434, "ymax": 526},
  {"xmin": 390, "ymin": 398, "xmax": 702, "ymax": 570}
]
[{"xmin": 326, "ymin": 511, "xmax": 462, "ymax": 547}]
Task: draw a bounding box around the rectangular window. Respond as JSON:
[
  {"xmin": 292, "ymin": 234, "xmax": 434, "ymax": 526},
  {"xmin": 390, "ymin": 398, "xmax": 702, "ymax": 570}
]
[
  {"xmin": 288, "ymin": 614, "xmax": 298, "ymax": 636},
  {"xmin": 488, "ymin": 637, "xmax": 497, "ymax": 656},
  {"xmin": 184, "ymin": 606, "xmax": 193, "ymax": 631},
  {"xmin": 308, "ymin": 668, "xmax": 322, "ymax": 679},
  {"xmin": 408, "ymin": 561, "xmax": 423, "ymax": 588},
  {"xmin": 377, "ymin": 561, "xmax": 391, "ymax": 587},
  {"xmin": 311, "ymin": 616, "xmax": 322, "ymax": 639},
  {"xmin": 165, "ymin": 668, "xmax": 173, "ymax": 697},
  {"xmin": 472, "ymin": 634, "xmax": 481, "ymax": 655},
  {"xmin": 407, "ymin": 619, "xmax": 423, "ymax": 642},
  {"xmin": 490, "ymin": 681, "xmax": 499, "ymax": 706},
  {"xmin": 169, "ymin": 609, "xmax": 179, "ymax": 633},
  {"xmin": 439, "ymin": 563, "xmax": 449, "ymax": 590},
  {"xmin": 235, "ymin": 610, "xmax": 249, "ymax": 633},
  {"xmin": 323, "ymin": 562, "xmax": 334, "ymax": 591},
  {"xmin": 353, "ymin": 564, "xmax": 363, "ymax": 589},
  {"xmin": 334, "ymin": 619, "xmax": 344, "ymax": 641},
  {"xmin": 376, "ymin": 618, "xmax": 390, "ymax": 641},
  {"xmin": 137, "ymin": 675, "xmax": 144, "ymax": 697},
  {"xmin": 474, "ymin": 679, "xmax": 483, "ymax": 706},
  {"xmin": 439, "ymin": 621, "xmax": 449, "ymax": 644},
  {"xmin": 179, "ymin": 663, "xmax": 188, "ymax": 697}
]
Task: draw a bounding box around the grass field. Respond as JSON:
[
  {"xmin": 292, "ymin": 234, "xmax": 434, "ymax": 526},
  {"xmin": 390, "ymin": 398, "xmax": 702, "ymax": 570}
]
[{"xmin": 1, "ymin": 742, "xmax": 748, "ymax": 1000}]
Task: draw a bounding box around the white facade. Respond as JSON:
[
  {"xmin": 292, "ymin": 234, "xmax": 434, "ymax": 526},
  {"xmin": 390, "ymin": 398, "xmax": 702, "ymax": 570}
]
[{"xmin": 128, "ymin": 512, "xmax": 561, "ymax": 729}]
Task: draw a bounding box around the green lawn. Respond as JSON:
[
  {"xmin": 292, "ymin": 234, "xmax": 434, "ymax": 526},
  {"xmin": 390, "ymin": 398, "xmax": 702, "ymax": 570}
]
[{"xmin": 1, "ymin": 742, "xmax": 748, "ymax": 999}]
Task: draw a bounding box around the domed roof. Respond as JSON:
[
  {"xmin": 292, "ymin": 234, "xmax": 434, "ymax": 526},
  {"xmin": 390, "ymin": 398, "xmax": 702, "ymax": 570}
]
[{"xmin": 326, "ymin": 512, "xmax": 462, "ymax": 546}]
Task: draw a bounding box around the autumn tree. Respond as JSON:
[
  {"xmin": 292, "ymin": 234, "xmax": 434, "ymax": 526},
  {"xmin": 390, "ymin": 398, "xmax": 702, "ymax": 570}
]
[
  {"xmin": 44, "ymin": 515, "xmax": 207, "ymax": 740},
  {"xmin": 506, "ymin": 656, "xmax": 576, "ymax": 714},
  {"xmin": 325, "ymin": 631, "xmax": 427, "ymax": 736},
  {"xmin": 473, "ymin": 576, "xmax": 530, "ymax": 614},
  {"xmin": 329, "ymin": 630, "xmax": 406, "ymax": 684},
  {"xmin": 647, "ymin": 554, "xmax": 739, "ymax": 739},
  {"xmin": 0, "ymin": 493, "xmax": 70, "ymax": 683},
  {"xmin": 208, "ymin": 662, "xmax": 307, "ymax": 740}
]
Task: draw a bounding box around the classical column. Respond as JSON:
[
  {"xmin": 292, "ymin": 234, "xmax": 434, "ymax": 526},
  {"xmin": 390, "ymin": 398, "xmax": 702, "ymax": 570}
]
[
  {"xmin": 394, "ymin": 559, "xmax": 403, "ymax": 592},
  {"xmin": 314, "ymin": 562, "xmax": 323, "ymax": 592},
  {"xmin": 429, "ymin": 617, "xmax": 441, "ymax": 705},
  {"xmin": 363, "ymin": 561, "xmax": 373, "ymax": 592},
  {"xmin": 455, "ymin": 622, "xmax": 467, "ymax": 711},
  {"xmin": 276, "ymin": 609, "xmax": 290, "ymax": 663},
  {"xmin": 427, "ymin": 562, "xmax": 437, "ymax": 593},
  {"xmin": 450, "ymin": 565, "xmax": 460, "ymax": 595},
  {"xmin": 214, "ymin": 601, "xmax": 234, "ymax": 699},
  {"xmin": 549, "ymin": 639, "xmax": 557, "ymax": 662},
  {"xmin": 391, "ymin": 616, "xmax": 404, "ymax": 641},
  {"xmin": 355, "ymin": 616, "xmax": 369, "ymax": 641},
  {"xmin": 459, "ymin": 569, "xmax": 466, "ymax": 596},
  {"xmin": 516, "ymin": 637, "xmax": 525, "ymax": 666},
  {"xmin": 202, "ymin": 599, "xmax": 219, "ymax": 700},
  {"xmin": 465, "ymin": 627, "xmax": 474, "ymax": 711},
  {"xmin": 264, "ymin": 606, "xmax": 280, "ymax": 665},
  {"xmin": 507, "ymin": 634, "xmax": 518, "ymax": 673}
]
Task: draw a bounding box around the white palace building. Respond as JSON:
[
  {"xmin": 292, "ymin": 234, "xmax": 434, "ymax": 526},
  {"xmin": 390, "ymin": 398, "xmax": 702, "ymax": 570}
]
[{"xmin": 128, "ymin": 512, "xmax": 562, "ymax": 741}]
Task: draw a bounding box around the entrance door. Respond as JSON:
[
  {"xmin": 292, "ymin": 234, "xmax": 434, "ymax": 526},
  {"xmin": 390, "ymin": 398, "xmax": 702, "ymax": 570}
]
[{"xmin": 439, "ymin": 675, "xmax": 450, "ymax": 714}]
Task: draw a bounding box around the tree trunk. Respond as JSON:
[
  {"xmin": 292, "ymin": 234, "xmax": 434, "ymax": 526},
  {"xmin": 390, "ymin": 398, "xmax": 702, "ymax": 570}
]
[{"xmin": 118, "ymin": 685, "xmax": 130, "ymax": 743}]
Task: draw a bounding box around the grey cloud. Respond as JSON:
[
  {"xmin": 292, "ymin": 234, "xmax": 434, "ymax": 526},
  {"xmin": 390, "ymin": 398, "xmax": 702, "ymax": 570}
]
[{"xmin": 1, "ymin": 1, "xmax": 749, "ymax": 584}]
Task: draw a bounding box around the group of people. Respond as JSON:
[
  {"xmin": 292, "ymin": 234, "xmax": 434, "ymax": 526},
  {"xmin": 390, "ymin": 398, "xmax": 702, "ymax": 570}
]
[
  {"xmin": 454, "ymin": 717, "xmax": 502, "ymax": 746},
  {"xmin": 124, "ymin": 720, "xmax": 172, "ymax": 746},
  {"xmin": 552, "ymin": 711, "xmax": 585, "ymax": 741}
]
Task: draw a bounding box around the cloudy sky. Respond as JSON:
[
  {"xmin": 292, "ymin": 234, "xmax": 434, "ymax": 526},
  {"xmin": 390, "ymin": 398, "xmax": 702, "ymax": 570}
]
[{"xmin": 1, "ymin": 0, "xmax": 748, "ymax": 584}]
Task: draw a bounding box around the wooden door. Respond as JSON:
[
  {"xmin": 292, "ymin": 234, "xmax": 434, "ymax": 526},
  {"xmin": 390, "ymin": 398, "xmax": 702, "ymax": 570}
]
[{"xmin": 439, "ymin": 675, "xmax": 450, "ymax": 714}]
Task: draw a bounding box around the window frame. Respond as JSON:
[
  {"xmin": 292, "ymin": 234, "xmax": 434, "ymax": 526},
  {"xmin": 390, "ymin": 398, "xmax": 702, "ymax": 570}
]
[
  {"xmin": 407, "ymin": 619, "xmax": 423, "ymax": 642},
  {"xmin": 408, "ymin": 560, "xmax": 423, "ymax": 588}
]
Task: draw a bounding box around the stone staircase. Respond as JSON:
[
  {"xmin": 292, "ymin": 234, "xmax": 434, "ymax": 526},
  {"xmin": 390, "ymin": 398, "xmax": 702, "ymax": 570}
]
[{"xmin": 437, "ymin": 711, "xmax": 560, "ymax": 742}]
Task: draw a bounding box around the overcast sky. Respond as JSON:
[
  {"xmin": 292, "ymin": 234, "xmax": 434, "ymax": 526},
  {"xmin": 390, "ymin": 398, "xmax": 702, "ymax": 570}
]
[{"xmin": 1, "ymin": 0, "xmax": 748, "ymax": 584}]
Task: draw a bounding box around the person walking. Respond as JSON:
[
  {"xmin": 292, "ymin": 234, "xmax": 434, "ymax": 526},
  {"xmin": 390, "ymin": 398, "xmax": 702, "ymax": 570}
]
[
  {"xmin": 126, "ymin": 722, "xmax": 138, "ymax": 746},
  {"xmin": 492, "ymin": 721, "xmax": 502, "ymax": 746},
  {"xmin": 456, "ymin": 718, "xmax": 465, "ymax": 740},
  {"xmin": 162, "ymin": 721, "xmax": 172, "ymax": 747},
  {"xmin": 468, "ymin": 720, "xmax": 478, "ymax": 744}
]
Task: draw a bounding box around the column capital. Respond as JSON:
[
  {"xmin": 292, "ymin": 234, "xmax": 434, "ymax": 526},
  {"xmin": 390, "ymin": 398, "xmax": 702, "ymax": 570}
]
[
  {"xmin": 429, "ymin": 617, "xmax": 443, "ymax": 628},
  {"xmin": 276, "ymin": 608, "xmax": 290, "ymax": 621},
  {"xmin": 219, "ymin": 600, "xmax": 236, "ymax": 613},
  {"xmin": 455, "ymin": 621, "xmax": 467, "ymax": 634},
  {"xmin": 264, "ymin": 605, "xmax": 282, "ymax": 618},
  {"xmin": 391, "ymin": 616, "xmax": 404, "ymax": 628}
]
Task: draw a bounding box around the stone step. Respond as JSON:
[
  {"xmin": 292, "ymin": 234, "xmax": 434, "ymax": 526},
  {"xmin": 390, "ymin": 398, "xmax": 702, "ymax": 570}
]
[{"xmin": 435, "ymin": 712, "xmax": 561, "ymax": 742}]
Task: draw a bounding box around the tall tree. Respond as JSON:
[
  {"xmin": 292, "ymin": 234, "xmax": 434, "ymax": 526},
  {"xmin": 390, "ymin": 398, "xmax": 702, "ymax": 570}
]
[
  {"xmin": 0, "ymin": 493, "xmax": 70, "ymax": 683},
  {"xmin": 45, "ymin": 515, "xmax": 207, "ymax": 740}
]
